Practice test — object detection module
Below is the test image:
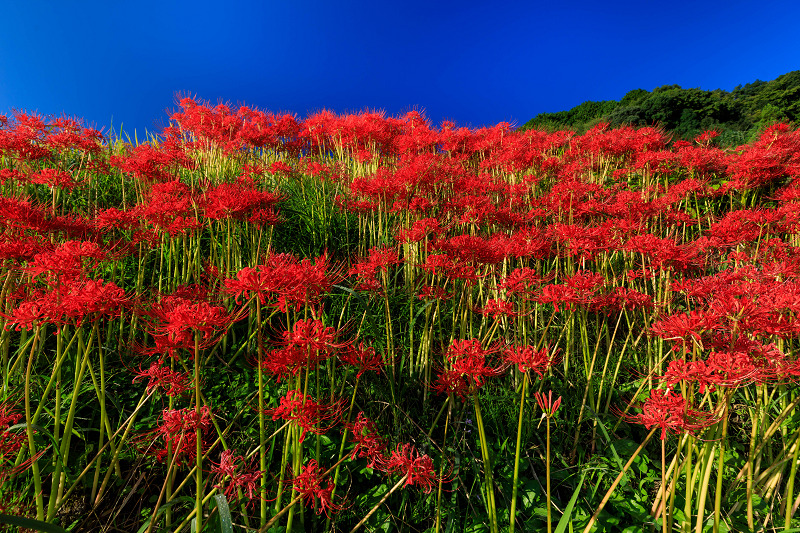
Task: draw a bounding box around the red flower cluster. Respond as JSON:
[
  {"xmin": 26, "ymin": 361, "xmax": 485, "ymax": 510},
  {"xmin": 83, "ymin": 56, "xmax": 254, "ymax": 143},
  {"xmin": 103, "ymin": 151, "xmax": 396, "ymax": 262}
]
[
  {"xmin": 152, "ymin": 406, "xmax": 212, "ymax": 465},
  {"xmin": 224, "ymin": 252, "xmax": 334, "ymax": 312},
  {"xmin": 290, "ymin": 459, "xmax": 343, "ymax": 517},
  {"xmin": 210, "ymin": 449, "xmax": 264, "ymax": 505},
  {"xmin": 623, "ymin": 389, "xmax": 716, "ymax": 440},
  {"xmin": 434, "ymin": 339, "xmax": 506, "ymax": 400},
  {"xmin": 266, "ymin": 390, "xmax": 343, "ymax": 442}
]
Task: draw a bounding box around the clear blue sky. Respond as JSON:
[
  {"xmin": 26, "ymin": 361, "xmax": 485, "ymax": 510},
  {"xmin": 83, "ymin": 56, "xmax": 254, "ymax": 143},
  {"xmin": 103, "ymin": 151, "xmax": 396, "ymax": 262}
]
[{"xmin": 1, "ymin": 0, "xmax": 798, "ymax": 138}]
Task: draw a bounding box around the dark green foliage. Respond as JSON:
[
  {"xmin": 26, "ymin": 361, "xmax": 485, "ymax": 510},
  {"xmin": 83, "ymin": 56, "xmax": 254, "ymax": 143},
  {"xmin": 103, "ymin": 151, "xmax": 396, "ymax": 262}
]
[{"xmin": 521, "ymin": 70, "xmax": 800, "ymax": 144}]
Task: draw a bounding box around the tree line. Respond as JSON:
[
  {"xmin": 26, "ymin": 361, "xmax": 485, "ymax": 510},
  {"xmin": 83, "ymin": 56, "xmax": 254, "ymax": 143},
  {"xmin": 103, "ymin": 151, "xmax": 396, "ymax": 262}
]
[{"xmin": 520, "ymin": 70, "xmax": 800, "ymax": 145}]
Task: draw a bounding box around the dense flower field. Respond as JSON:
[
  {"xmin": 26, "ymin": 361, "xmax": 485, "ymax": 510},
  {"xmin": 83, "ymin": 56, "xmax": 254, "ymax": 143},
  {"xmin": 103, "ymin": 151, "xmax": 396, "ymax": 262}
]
[{"xmin": 1, "ymin": 101, "xmax": 800, "ymax": 532}]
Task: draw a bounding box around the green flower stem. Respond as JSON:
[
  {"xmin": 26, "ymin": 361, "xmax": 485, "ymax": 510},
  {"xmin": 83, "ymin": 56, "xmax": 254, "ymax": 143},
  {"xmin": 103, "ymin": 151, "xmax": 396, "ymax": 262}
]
[
  {"xmin": 784, "ymin": 428, "xmax": 800, "ymax": 529},
  {"xmin": 23, "ymin": 329, "xmax": 44, "ymax": 520},
  {"xmin": 256, "ymin": 301, "xmax": 268, "ymax": 528},
  {"xmin": 545, "ymin": 406, "xmax": 553, "ymax": 533},
  {"xmin": 194, "ymin": 331, "xmax": 204, "ymax": 533},
  {"xmin": 713, "ymin": 396, "xmax": 730, "ymax": 533},
  {"xmin": 509, "ymin": 373, "xmax": 528, "ymax": 533},
  {"xmin": 434, "ymin": 396, "xmax": 452, "ymax": 533},
  {"xmin": 472, "ymin": 392, "xmax": 499, "ymax": 533},
  {"xmin": 53, "ymin": 326, "xmax": 95, "ymax": 512},
  {"xmin": 694, "ymin": 432, "xmax": 718, "ymax": 533}
]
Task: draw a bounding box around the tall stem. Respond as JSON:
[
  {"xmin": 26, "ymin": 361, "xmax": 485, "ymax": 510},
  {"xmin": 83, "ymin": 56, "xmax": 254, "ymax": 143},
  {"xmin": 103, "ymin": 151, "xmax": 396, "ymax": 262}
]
[
  {"xmin": 509, "ymin": 374, "xmax": 528, "ymax": 533},
  {"xmin": 473, "ymin": 392, "xmax": 499, "ymax": 533},
  {"xmin": 195, "ymin": 331, "xmax": 204, "ymax": 533}
]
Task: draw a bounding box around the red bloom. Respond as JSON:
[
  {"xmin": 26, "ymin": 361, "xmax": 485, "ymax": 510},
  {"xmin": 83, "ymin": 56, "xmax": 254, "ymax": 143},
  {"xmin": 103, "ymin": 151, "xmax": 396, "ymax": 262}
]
[
  {"xmin": 0, "ymin": 402, "xmax": 35, "ymax": 484},
  {"xmin": 503, "ymin": 344, "xmax": 557, "ymax": 377},
  {"xmin": 283, "ymin": 318, "xmax": 345, "ymax": 358},
  {"xmin": 290, "ymin": 459, "xmax": 343, "ymax": 517},
  {"xmin": 339, "ymin": 342, "xmax": 384, "ymax": 378},
  {"xmin": 210, "ymin": 449, "xmax": 265, "ymax": 504},
  {"xmin": 348, "ymin": 246, "xmax": 401, "ymax": 293},
  {"xmin": 224, "ymin": 253, "xmax": 334, "ymax": 312},
  {"xmin": 379, "ymin": 443, "xmax": 437, "ymax": 493},
  {"xmin": 477, "ymin": 298, "xmax": 519, "ymax": 319},
  {"xmin": 347, "ymin": 412, "xmax": 388, "ymax": 468},
  {"xmin": 433, "ymin": 339, "xmax": 505, "ymax": 400},
  {"xmin": 28, "ymin": 168, "xmax": 81, "ymax": 190},
  {"xmin": 145, "ymin": 293, "xmax": 236, "ymax": 358},
  {"xmin": 622, "ymin": 389, "xmax": 716, "ymax": 440},
  {"xmin": 151, "ymin": 406, "xmax": 212, "ymax": 465},
  {"xmin": 132, "ymin": 361, "xmax": 191, "ymax": 397},
  {"xmin": 534, "ymin": 390, "xmax": 562, "ymax": 417},
  {"xmin": 266, "ymin": 390, "xmax": 343, "ymax": 442}
]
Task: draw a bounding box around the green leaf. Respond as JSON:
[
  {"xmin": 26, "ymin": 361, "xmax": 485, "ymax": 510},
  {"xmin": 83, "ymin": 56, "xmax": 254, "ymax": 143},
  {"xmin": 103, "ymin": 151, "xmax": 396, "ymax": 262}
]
[
  {"xmin": 209, "ymin": 494, "xmax": 234, "ymax": 533},
  {"xmin": 0, "ymin": 514, "xmax": 68, "ymax": 533},
  {"xmin": 554, "ymin": 472, "xmax": 586, "ymax": 533}
]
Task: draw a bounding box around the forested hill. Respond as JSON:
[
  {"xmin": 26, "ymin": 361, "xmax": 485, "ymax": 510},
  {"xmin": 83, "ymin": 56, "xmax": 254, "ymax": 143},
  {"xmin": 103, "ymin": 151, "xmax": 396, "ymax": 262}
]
[{"xmin": 520, "ymin": 70, "xmax": 800, "ymax": 145}]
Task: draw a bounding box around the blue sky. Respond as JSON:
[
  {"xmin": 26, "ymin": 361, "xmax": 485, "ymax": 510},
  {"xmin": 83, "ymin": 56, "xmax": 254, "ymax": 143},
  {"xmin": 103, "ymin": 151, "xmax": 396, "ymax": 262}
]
[{"xmin": 1, "ymin": 0, "xmax": 798, "ymax": 139}]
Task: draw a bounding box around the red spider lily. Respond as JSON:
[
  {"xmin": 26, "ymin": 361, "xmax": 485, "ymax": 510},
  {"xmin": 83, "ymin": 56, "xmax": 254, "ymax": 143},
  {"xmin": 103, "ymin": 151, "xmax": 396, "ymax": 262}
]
[
  {"xmin": 93, "ymin": 207, "xmax": 141, "ymax": 232},
  {"xmin": 290, "ymin": 459, "xmax": 343, "ymax": 517},
  {"xmin": 198, "ymin": 182, "xmax": 281, "ymax": 221},
  {"xmin": 537, "ymin": 270, "xmax": 606, "ymax": 312},
  {"xmin": 268, "ymin": 161, "xmax": 295, "ymax": 177},
  {"xmin": 25, "ymin": 240, "xmax": 108, "ymax": 282},
  {"xmin": 135, "ymin": 180, "xmax": 196, "ymax": 231},
  {"xmin": 283, "ymin": 318, "xmax": 346, "ymax": 358},
  {"xmin": 650, "ymin": 310, "xmax": 717, "ymax": 351},
  {"xmin": 394, "ymin": 217, "xmax": 441, "ymax": 243},
  {"xmin": 28, "ymin": 168, "xmax": 81, "ymax": 191},
  {"xmin": 266, "ymin": 390, "xmax": 344, "ymax": 442},
  {"xmin": 433, "ymin": 339, "xmax": 506, "ymax": 400},
  {"xmin": 433, "ymin": 234, "xmax": 509, "ymax": 265},
  {"xmin": 348, "ymin": 245, "xmax": 401, "ymax": 293},
  {"xmin": 143, "ymin": 292, "xmax": 238, "ymax": 359},
  {"xmin": 621, "ymin": 389, "xmax": 717, "ymax": 440},
  {"xmin": 592, "ymin": 286, "xmax": 654, "ymax": 313},
  {"xmin": 534, "ymin": 390, "xmax": 562, "ymax": 417},
  {"xmin": 150, "ymin": 406, "xmax": 212, "ymax": 465},
  {"xmin": 0, "ymin": 111, "xmax": 51, "ymax": 161},
  {"xmin": 0, "ymin": 168, "xmax": 24, "ymax": 186},
  {"xmin": 210, "ymin": 449, "xmax": 265, "ymax": 504},
  {"xmin": 44, "ymin": 116, "xmax": 103, "ymax": 154},
  {"xmin": 132, "ymin": 360, "xmax": 191, "ymax": 397},
  {"xmin": 420, "ymin": 253, "xmax": 482, "ymax": 284},
  {"xmin": 261, "ymin": 345, "xmax": 310, "ymax": 382},
  {"xmin": 476, "ymin": 298, "xmax": 519, "ymax": 319},
  {"xmin": 503, "ymin": 344, "xmax": 558, "ymax": 377},
  {"xmin": 347, "ymin": 412, "xmax": 388, "ymax": 468},
  {"xmin": 224, "ymin": 252, "xmax": 335, "ymax": 312},
  {"xmin": 499, "ymin": 267, "xmax": 542, "ymax": 300},
  {"xmin": 379, "ymin": 443, "xmax": 438, "ymax": 493},
  {"xmin": 110, "ymin": 132, "xmax": 194, "ymax": 182},
  {"xmin": 157, "ymin": 300, "xmax": 234, "ymax": 341},
  {"xmin": 3, "ymin": 278, "xmax": 127, "ymax": 331},
  {"xmin": 417, "ymin": 284, "xmax": 451, "ymax": 301},
  {"xmin": 0, "ymin": 232, "xmax": 46, "ymax": 262},
  {"xmin": 261, "ymin": 319, "xmax": 348, "ymax": 379},
  {"xmin": 339, "ymin": 342, "xmax": 384, "ymax": 379},
  {"xmin": 0, "ymin": 196, "xmax": 49, "ymax": 234}
]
